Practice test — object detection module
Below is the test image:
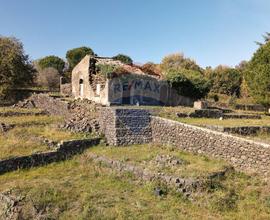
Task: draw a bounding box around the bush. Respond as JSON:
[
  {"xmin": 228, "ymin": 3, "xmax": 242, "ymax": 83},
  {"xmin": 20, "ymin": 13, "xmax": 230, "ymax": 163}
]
[
  {"xmin": 96, "ymin": 64, "xmax": 128, "ymax": 78},
  {"xmin": 38, "ymin": 56, "xmax": 65, "ymax": 74},
  {"xmin": 112, "ymin": 54, "xmax": 133, "ymax": 65},
  {"xmin": 166, "ymin": 69, "xmax": 210, "ymax": 99},
  {"xmin": 245, "ymin": 42, "xmax": 270, "ymax": 107}
]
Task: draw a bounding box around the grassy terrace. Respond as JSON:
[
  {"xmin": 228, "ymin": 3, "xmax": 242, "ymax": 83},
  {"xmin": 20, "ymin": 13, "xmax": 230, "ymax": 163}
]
[
  {"xmin": 90, "ymin": 144, "xmax": 228, "ymax": 178},
  {"xmin": 174, "ymin": 116, "xmax": 270, "ymax": 127},
  {"xmin": 0, "ymin": 108, "xmax": 93, "ymax": 160},
  {"xmin": 0, "ymin": 107, "xmax": 44, "ymax": 114},
  {"xmin": 0, "ymin": 145, "xmax": 268, "ymax": 219},
  {"xmin": 0, "ymin": 107, "xmax": 270, "ymax": 218}
]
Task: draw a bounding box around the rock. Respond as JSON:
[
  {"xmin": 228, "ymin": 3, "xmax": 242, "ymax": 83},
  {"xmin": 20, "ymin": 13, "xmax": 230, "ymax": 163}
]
[
  {"xmin": 154, "ymin": 188, "xmax": 164, "ymax": 196},
  {"xmin": 60, "ymin": 100, "xmax": 101, "ymax": 134},
  {"xmin": 0, "ymin": 123, "xmax": 14, "ymax": 133},
  {"xmin": 150, "ymin": 154, "xmax": 188, "ymax": 167}
]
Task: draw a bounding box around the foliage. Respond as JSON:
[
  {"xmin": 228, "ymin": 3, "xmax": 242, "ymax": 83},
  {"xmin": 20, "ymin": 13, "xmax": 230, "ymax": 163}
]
[
  {"xmin": 38, "ymin": 56, "xmax": 65, "ymax": 74},
  {"xmin": 160, "ymin": 53, "xmax": 202, "ymax": 73},
  {"xmin": 112, "ymin": 54, "xmax": 133, "ymax": 65},
  {"xmin": 208, "ymin": 66, "xmax": 242, "ymax": 97},
  {"xmin": 36, "ymin": 67, "xmax": 60, "ymax": 91},
  {"xmin": 0, "ymin": 37, "xmax": 35, "ymax": 99},
  {"xmin": 245, "ymin": 42, "xmax": 270, "ymax": 106},
  {"xmin": 96, "ymin": 64, "xmax": 128, "ymax": 78},
  {"xmin": 166, "ymin": 69, "xmax": 210, "ymax": 99},
  {"xmin": 255, "ymin": 32, "xmax": 270, "ymax": 46},
  {"xmin": 0, "ymin": 140, "xmax": 268, "ymax": 219},
  {"xmin": 66, "ymin": 46, "xmax": 94, "ymax": 70}
]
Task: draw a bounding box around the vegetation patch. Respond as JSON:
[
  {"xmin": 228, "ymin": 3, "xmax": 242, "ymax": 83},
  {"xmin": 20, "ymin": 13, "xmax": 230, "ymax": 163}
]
[{"xmin": 0, "ymin": 147, "xmax": 268, "ymax": 219}]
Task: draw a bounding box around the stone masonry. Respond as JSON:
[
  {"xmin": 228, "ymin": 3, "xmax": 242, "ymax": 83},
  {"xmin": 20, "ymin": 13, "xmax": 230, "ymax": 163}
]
[
  {"xmin": 151, "ymin": 116, "xmax": 270, "ymax": 176},
  {"xmin": 99, "ymin": 107, "xmax": 152, "ymax": 145},
  {"xmin": 100, "ymin": 107, "xmax": 270, "ymax": 177}
]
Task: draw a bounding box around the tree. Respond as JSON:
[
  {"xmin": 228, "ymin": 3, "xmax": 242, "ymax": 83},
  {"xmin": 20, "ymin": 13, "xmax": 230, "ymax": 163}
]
[
  {"xmin": 38, "ymin": 56, "xmax": 65, "ymax": 74},
  {"xmin": 166, "ymin": 69, "xmax": 210, "ymax": 99},
  {"xmin": 0, "ymin": 36, "xmax": 35, "ymax": 99},
  {"xmin": 66, "ymin": 47, "xmax": 94, "ymax": 70},
  {"xmin": 36, "ymin": 67, "xmax": 60, "ymax": 90},
  {"xmin": 112, "ymin": 54, "xmax": 133, "ymax": 65},
  {"xmin": 255, "ymin": 32, "xmax": 270, "ymax": 46},
  {"xmin": 208, "ymin": 66, "xmax": 242, "ymax": 97},
  {"xmin": 245, "ymin": 42, "xmax": 270, "ymax": 106},
  {"xmin": 160, "ymin": 53, "xmax": 202, "ymax": 73}
]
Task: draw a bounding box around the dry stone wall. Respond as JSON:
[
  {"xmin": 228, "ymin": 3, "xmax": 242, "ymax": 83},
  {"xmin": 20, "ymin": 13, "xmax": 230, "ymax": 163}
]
[
  {"xmin": 99, "ymin": 107, "xmax": 152, "ymax": 145},
  {"xmin": 16, "ymin": 94, "xmax": 70, "ymax": 116},
  {"xmin": 151, "ymin": 116, "xmax": 270, "ymax": 176},
  {"xmin": 0, "ymin": 138, "xmax": 100, "ymax": 175}
]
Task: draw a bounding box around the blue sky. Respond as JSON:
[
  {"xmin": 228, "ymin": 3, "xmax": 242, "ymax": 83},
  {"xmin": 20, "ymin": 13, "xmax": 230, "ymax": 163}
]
[{"xmin": 0, "ymin": 0, "xmax": 270, "ymax": 68}]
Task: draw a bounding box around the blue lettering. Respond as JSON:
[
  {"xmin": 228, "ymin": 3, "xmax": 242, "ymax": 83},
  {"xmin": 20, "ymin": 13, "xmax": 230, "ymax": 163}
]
[
  {"xmin": 114, "ymin": 84, "xmax": 121, "ymax": 93},
  {"xmin": 144, "ymin": 81, "xmax": 152, "ymax": 91}
]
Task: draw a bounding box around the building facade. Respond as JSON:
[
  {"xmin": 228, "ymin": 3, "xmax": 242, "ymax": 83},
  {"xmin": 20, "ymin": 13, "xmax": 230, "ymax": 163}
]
[{"xmin": 71, "ymin": 55, "xmax": 193, "ymax": 106}]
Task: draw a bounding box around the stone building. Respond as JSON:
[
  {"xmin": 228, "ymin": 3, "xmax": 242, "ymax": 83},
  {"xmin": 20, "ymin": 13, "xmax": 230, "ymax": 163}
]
[{"xmin": 71, "ymin": 55, "xmax": 193, "ymax": 106}]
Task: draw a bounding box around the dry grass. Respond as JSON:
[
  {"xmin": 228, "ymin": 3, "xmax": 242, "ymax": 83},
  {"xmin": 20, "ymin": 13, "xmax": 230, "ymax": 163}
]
[
  {"xmin": 174, "ymin": 116, "xmax": 270, "ymax": 127},
  {"xmin": 0, "ymin": 110, "xmax": 93, "ymax": 159},
  {"xmin": 0, "ymin": 146, "xmax": 269, "ymax": 219},
  {"xmin": 90, "ymin": 144, "xmax": 228, "ymax": 177}
]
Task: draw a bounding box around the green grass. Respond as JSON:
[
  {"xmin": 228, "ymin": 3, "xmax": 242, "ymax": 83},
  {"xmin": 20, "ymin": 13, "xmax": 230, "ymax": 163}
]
[
  {"xmin": 0, "ymin": 146, "xmax": 269, "ymax": 219},
  {"xmin": 0, "ymin": 115, "xmax": 63, "ymax": 126},
  {"xmin": 0, "ymin": 107, "xmax": 270, "ymax": 219},
  {"xmin": 0, "ymin": 107, "xmax": 44, "ymax": 114},
  {"xmin": 90, "ymin": 144, "xmax": 228, "ymax": 178},
  {"xmin": 0, "ymin": 111, "xmax": 94, "ymax": 160},
  {"xmin": 174, "ymin": 116, "xmax": 270, "ymax": 127}
]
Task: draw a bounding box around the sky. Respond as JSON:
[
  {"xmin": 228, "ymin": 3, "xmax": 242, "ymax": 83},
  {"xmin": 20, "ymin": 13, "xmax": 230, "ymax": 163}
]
[{"xmin": 0, "ymin": 0, "xmax": 270, "ymax": 68}]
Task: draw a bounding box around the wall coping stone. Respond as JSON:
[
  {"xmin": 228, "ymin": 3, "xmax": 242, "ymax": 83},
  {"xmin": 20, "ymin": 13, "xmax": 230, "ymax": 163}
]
[{"xmin": 152, "ymin": 116, "xmax": 270, "ymax": 149}]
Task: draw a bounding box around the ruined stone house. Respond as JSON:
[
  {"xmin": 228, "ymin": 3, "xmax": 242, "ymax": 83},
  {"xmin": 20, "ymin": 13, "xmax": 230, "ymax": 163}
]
[{"xmin": 71, "ymin": 55, "xmax": 193, "ymax": 106}]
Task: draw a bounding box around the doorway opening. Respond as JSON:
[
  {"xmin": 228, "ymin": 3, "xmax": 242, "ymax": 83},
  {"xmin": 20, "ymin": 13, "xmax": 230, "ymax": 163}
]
[{"xmin": 79, "ymin": 79, "xmax": 84, "ymax": 97}]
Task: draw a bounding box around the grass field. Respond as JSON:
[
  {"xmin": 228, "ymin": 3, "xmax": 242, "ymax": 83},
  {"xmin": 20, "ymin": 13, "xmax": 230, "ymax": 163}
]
[
  {"xmin": 0, "ymin": 145, "xmax": 269, "ymax": 219},
  {"xmin": 91, "ymin": 144, "xmax": 228, "ymax": 178},
  {"xmin": 0, "ymin": 110, "xmax": 93, "ymax": 159},
  {"xmin": 1, "ymin": 107, "xmax": 270, "ymax": 219}
]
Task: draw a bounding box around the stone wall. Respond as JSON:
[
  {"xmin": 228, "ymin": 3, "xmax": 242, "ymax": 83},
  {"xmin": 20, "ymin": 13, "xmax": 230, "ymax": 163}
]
[
  {"xmin": 99, "ymin": 107, "xmax": 152, "ymax": 145},
  {"xmin": 60, "ymin": 83, "xmax": 72, "ymax": 97},
  {"xmin": 30, "ymin": 94, "xmax": 70, "ymax": 116},
  {"xmin": 0, "ymin": 138, "xmax": 100, "ymax": 175},
  {"xmin": 205, "ymin": 125, "xmax": 270, "ymax": 136},
  {"xmin": 151, "ymin": 116, "xmax": 270, "ymax": 176},
  {"xmin": 235, "ymin": 104, "xmax": 266, "ymax": 112}
]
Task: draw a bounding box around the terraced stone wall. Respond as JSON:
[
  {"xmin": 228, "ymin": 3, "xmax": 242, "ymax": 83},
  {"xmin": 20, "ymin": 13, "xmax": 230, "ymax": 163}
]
[
  {"xmin": 151, "ymin": 116, "xmax": 270, "ymax": 176},
  {"xmin": 99, "ymin": 107, "xmax": 152, "ymax": 145}
]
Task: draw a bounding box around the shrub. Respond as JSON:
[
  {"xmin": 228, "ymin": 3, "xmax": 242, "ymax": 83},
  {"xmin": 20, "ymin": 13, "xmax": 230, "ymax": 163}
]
[
  {"xmin": 96, "ymin": 64, "xmax": 128, "ymax": 78},
  {"xmin": 112, "ymin": 54, "xmax": 133, "ymax": 65},
  {"xmin": 166, "ymin": 69, "xmax": 210, "ymax": 99}
]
